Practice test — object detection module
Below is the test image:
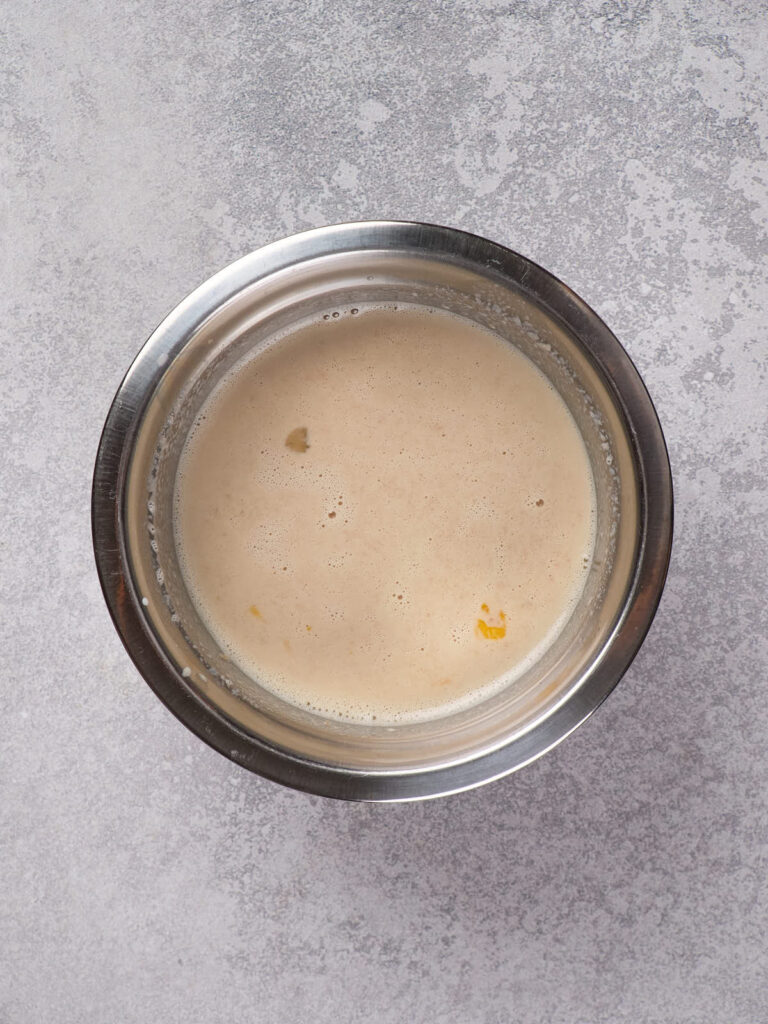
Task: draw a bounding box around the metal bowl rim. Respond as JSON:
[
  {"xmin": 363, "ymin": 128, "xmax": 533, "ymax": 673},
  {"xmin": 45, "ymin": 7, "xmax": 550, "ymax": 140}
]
[{"xmin": 91, "ymin": 219, "xmax": 673, "ymax": 802}]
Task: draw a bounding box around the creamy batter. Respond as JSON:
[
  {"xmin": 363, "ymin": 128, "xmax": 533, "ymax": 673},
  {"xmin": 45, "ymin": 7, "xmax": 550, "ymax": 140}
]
[{"xmin": 174, "ymin": 306, "xmax": 595, "ymax": 723}]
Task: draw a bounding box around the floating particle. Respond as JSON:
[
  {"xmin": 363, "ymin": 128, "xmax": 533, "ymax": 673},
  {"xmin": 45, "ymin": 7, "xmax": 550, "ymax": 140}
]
[
  {"xmin": 285, "ymin": 427, "xmax": 309, "ymax": 452},
  {"xmin": 477, "ymin": 606, "xmax": 507, "ymax": 640}
]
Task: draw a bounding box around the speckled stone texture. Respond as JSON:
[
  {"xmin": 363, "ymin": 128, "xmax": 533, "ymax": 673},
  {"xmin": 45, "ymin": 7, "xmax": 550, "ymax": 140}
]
[{"xmin": 2, "ymin": 1, "xmax": 767, "ymax": 1021}]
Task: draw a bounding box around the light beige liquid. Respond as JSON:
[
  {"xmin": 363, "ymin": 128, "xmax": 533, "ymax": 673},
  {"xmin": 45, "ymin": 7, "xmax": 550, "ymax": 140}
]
[{"xmin": 175, "ymin": 306, "xmax": 595, "ymax": 723}]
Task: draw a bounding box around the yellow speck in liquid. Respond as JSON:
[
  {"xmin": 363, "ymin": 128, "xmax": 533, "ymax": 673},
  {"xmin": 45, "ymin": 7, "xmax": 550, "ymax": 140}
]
[
  {"xmin": 249, "ymin": 605, "xmax": 263, "ymax": 619},
  {"xmin": 477, "ymin": 606, "xmax": 507, "ymax": 640}
]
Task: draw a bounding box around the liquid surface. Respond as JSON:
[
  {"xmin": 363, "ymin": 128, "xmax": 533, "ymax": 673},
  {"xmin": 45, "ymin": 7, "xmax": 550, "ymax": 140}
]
[{"xmin": 175, "ymin": 306, "xmax": 595, "ymax": 723}]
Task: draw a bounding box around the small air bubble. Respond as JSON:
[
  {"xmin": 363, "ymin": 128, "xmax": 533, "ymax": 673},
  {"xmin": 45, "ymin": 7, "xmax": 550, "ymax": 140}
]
[{"xmin": 332, "ymin": 311, "xmax": 340, "ymax": 319}]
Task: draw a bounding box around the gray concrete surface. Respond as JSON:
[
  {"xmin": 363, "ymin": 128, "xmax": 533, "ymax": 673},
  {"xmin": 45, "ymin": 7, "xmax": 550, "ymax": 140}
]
[{"xmin": 2, "ymin": 1, "xmax": 767, "ymax": 1021}]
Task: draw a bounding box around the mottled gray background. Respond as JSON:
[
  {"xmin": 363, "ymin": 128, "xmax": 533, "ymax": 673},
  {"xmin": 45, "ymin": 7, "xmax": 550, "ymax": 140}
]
[{"xmin": 2, "ymin": 1, "xmax": 767, "ymax": 1021}]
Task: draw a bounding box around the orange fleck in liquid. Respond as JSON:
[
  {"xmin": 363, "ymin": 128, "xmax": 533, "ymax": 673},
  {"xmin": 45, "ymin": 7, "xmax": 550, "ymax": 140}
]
[
  {"xmin": 249, "ymin": 605, "xmax": 262, "ymax": 619},
  {"xmin": 477, "ymin": 608, "xmax": 507, "ymax": 640}
]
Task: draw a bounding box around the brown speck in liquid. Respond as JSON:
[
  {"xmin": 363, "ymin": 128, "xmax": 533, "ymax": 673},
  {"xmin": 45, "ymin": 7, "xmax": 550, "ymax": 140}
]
[
  {"xmin": 535, "ymin": 498, "xmax": 544, "ymax": 507},
  {"xmin": 249, "ymin": 605, "xmax": 262, "ymax": 619},
  {"xmin": 285, "ymin": 427, "xmax": 309, "ymax": 452},
  {"xmin": 328, "ymin": 511, "xmax": 336, "ymax": 518}
]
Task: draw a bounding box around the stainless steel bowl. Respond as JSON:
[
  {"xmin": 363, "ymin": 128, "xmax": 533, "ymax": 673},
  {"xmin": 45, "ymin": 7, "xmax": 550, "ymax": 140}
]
[{"xmin": 92, "ymin": 221, "xmax": 672, "ymax": 801}]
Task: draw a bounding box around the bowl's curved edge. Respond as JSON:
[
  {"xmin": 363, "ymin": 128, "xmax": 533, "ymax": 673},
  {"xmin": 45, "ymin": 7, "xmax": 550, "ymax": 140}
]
[{"xmin": 92, "ymin": 220, "xmax": 673, "ymax": 802}]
